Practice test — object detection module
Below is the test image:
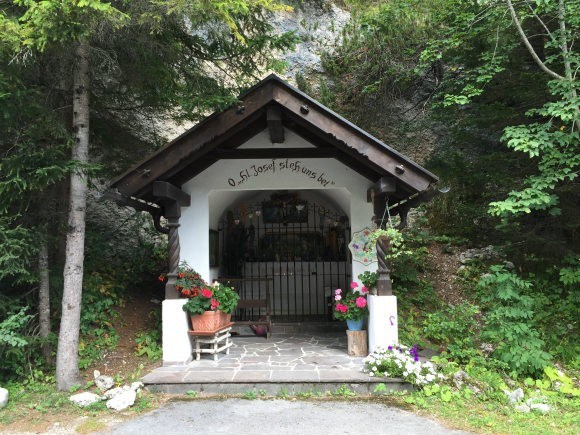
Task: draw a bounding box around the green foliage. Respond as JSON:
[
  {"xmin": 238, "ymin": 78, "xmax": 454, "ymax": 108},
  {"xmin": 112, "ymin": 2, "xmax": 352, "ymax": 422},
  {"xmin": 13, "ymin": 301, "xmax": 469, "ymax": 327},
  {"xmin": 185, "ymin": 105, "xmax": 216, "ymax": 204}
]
[
  {"xmin": 478, "ymin": 266, "xmax": 552, "ymax": 377},
  {"xmin": 357, "ymin": 270, "xmax": 378, "ymax": 290},
  {"xmin": 331, "ymin": 384, "xmax": 356, "ymax": 397},
  {"xmin": 0, "ymin": 304, "xmax": 49, "ymax": 382},
  {"xmin": 423, "ymin": 303, "xmax": 481, "ymax": 364},
  {"xmin": 135, "ymin": 330, "xmax": 162, "ymax": 360},
  {"xmin": 77, "ymin": 272, "xmax": 122, "ymax": 369},
  {"xmin": 0, "ymin": 307, "xmax": 33, "ymax": 381}
]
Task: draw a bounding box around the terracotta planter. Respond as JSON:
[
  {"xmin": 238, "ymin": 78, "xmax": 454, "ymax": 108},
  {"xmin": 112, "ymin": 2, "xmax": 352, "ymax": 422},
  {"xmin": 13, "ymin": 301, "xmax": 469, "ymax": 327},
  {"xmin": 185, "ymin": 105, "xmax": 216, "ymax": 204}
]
[
  {"xmin": 190, "ymin": 310, "xmax": 221, "ymax": 331},
  {"xmin": 220, "ymin": 311, "xmax": 232, "ymax": 326}
]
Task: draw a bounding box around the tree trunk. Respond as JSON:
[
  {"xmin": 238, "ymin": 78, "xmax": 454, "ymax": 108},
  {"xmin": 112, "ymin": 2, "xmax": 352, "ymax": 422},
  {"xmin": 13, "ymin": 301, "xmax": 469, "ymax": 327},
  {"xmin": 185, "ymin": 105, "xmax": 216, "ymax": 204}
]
[
  {"xmin": 56, "ymin": 40, "xmax": 90, "ymax": 391},
  {"xmin": 38, "ymin": 240, "xmax": 51, "ymax": 365}
]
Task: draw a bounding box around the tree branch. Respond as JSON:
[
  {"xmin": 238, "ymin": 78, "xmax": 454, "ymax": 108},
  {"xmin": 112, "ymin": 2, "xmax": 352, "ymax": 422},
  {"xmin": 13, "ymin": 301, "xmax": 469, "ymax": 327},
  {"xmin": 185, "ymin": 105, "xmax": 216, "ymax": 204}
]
[{"xmin": 505, "ymin": 0, "xmax": 564, "ymax": 80}]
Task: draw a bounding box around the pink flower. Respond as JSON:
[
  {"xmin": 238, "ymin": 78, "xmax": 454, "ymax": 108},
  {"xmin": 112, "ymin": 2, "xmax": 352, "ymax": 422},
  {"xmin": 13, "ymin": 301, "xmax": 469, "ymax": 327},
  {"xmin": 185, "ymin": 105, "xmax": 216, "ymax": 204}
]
[
  {"xmin": 210, "ymin": 298, "xmax": 220, "ymax": 309},
  {"xmin": 355, "ymin": 296, "xmax": 367, "ymax": 308},
  {"xmin": 350, "ymin": 282, "xmax": 358, "ymax": 289},
  {"xmin": 361, "ymin": 286, "xmax": 369, "ymax": 294},
  {"xmin": 334, "ymin": 295, "xmax": 341, "ymax": 301},
  {"xmin": 335, "ymin": 288, "xmax": 342, "ymax": 295},
  {"xmin": 201, "ymin": 288, "xmax": 213, "ymax": 298},
  {"xmin": 335, "ymin": 303, "xmax": 348, "ymax": 313}
]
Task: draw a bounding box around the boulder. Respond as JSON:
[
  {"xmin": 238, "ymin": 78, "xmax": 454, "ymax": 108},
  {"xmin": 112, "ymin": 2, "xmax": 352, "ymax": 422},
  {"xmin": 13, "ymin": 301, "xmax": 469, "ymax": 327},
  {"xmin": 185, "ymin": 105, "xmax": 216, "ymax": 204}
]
[
  {"xmin": 530, "ymin": 403, "xmax": 551, "ymax": 413},
  {"xmin": 459, "ymin": 245, "xmax": 498, "ymax": 264},
  {"xmin": 0, "ymin": 387, "xmax": 8, "ymax": 409},
  {"xmin": 131, "ymin": 382, "xmax": 144, "ymax": 392},
  {"xmin": 94, "ymin": 371, "xmax": 115, "ymax": 392},
  {"xmin": 70, "ymin": 392, "xmax": 101, "ymax": 407},
  {"xmin": 452, "ymin": 370, "xmax": 470, "ymax": 388},
  {"xmin": 106, "ymin": 390, "xmax": 136, "ymax": 411},
  {"xmin": 515, "ymin": 404, "xmax": 530, "ymax": 413},
  {"xmin": 505, "ymin": 387, "xmax": 524, "ymax": 403},
  {"xmin": 102, "ymin": 387, "xmax": 125, "ymax": 400}
]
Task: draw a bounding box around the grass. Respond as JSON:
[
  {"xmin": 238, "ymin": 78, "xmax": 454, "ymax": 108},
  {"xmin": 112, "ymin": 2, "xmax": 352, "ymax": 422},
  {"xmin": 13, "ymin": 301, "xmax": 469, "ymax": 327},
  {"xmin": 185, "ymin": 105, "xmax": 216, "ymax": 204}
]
[
  {"xmin": 2, "ymin": 370, "xmax": 578, "ymax": 435},
  {"xmin": 402, "ymin": 393, "xmax": 580, "ymax": 434},
  {"xmin": 0, "ymin": 379, "xmax": 164, "ymax": 434}
]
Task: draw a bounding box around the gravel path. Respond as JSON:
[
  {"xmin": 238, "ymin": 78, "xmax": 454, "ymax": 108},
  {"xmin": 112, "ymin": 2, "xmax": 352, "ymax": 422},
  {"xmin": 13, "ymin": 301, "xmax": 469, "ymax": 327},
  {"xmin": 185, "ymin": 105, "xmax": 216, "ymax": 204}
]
[{"xmin": 101, "ymin": 399, "xmax": 470, "ymax": 435}]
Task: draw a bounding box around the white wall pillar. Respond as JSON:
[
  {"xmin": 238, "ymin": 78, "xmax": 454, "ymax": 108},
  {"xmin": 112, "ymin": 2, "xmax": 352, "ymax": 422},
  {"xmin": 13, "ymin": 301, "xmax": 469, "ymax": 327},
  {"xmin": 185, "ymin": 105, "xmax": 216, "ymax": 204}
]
[
  {"xmin": 162, "ymin": 299, "xmax": 192, "ymax": 365},
  {"xmin": 180, "ymin": 188, "xmax": 210, "ymax": 282},
  {"xmin": 368, "ymin": 295, "xmax": 398, "ymax": 352}
]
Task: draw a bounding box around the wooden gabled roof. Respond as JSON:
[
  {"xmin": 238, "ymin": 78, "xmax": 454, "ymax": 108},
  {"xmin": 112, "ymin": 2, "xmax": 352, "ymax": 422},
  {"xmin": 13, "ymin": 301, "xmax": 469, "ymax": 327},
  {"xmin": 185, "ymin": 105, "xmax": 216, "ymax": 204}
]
[{"xmin": 109, "ymin": 74, "xmax": 438, "ymax": 204}]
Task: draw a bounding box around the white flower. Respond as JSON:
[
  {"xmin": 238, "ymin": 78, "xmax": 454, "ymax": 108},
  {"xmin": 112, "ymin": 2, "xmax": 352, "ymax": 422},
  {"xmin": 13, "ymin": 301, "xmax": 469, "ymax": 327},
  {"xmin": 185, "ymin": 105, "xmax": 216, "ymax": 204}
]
[{"xmin": 335, "ymin": 295, "xmax": 342, "ymax": 301}]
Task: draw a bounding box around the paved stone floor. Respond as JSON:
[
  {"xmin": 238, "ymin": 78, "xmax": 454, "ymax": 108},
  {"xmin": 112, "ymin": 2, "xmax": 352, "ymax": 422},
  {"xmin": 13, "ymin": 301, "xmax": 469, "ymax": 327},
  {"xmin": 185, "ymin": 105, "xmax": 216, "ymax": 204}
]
[{"xmin": 142, "ymin": 330, "xmax": 409, "ymax": 394}]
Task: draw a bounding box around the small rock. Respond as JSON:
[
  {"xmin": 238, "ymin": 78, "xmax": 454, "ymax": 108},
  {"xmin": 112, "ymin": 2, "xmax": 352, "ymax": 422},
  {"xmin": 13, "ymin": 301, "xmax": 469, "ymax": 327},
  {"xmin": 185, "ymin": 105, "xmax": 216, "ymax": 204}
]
[
  {"xmin": 131, "ymin": 382, "xmax": 144, "ymax": 392},
  {"xmin": 94, "ymin": 370, "xmax": 100, "ymax": 378},
  {"xmin": 453, "ymin": 370, "xmax": 470, "ymax": 388},
  {"xmin": 515, "ymin": 404, "xmax": 530, "ymax": 413},
  {"xmin": 468, "ymin": 385, "xmax": 481, "ymax": 395},
  {"xmin": 0, "ymin": 387, "xmax": 8, "ymax": 409},
  {"xmin": 505, "ymin": 387, "xmax": 524, "ymax": 403},
  {"xmin": 70, "ymin": 392, "xmax": 101, "ymax": 407},
  {"xmin": 102, "ymin": 387, "xmax": 125, "ymax": 400},
  {"xmin": 504, "ymin": 261, "xmax": 515, "ymax": 269},
  {"xmin": 95, "ymin": 374, "xmax": 115, "ymax": 392},
  {"xmin": 530, "ymin": 403, "xmax": 551, "ymax": 413},
  {"xmin": 106, "ymin": 390, "xmax": 136, "ymax": 411}
]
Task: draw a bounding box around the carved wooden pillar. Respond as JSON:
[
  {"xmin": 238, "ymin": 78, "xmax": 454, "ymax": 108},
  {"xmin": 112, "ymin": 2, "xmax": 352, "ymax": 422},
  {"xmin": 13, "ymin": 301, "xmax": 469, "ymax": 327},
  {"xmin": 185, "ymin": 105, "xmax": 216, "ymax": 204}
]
[
  {"xmin": 153, "ymin": 181, "xmax": 191, "ymax": 300},
  {"xmin": 376, "ymin": 235, "xmax": 393, "ymax": 296},
  {"xmin": 165, "ymin": 212, "xmax": 181, "ymax": 299}
]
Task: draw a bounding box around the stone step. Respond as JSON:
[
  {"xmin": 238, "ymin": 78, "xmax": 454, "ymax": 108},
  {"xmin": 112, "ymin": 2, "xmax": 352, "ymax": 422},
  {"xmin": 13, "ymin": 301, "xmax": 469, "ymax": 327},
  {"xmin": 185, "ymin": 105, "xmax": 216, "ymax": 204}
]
[{"xmin": 144, "ymin": 375, "xmax": 411, "ymax": 396}]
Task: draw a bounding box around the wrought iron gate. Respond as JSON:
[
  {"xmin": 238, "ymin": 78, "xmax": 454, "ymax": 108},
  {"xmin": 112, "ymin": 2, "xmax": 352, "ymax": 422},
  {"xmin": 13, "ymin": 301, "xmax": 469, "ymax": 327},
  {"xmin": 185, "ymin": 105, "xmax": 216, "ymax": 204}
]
[{"xmin": 218, "ymin": 192, "xmax": 351, "ymax": 322}]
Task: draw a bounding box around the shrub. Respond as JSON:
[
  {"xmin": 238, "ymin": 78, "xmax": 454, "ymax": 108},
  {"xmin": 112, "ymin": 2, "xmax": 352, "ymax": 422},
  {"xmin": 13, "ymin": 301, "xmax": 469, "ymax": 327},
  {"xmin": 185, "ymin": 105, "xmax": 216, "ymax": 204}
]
[
  {"xmin": 423, "ymin": 302, "xmax": 482, "ymax": 364},
  {"xmin": 478, "ymin": 266, "xmax": 551, "ymax": 377},
  {"xmin": 0, "ymin": 306, "xmax": 34, "ymax": 381}
]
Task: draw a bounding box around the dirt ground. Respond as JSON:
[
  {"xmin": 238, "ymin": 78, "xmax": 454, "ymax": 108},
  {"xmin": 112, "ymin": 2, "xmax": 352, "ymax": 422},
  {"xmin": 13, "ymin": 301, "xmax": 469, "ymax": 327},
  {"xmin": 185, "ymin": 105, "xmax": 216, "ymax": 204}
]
[{"xmin": 83, "ymin": 289, "xmax": 162, "ymax": 381}]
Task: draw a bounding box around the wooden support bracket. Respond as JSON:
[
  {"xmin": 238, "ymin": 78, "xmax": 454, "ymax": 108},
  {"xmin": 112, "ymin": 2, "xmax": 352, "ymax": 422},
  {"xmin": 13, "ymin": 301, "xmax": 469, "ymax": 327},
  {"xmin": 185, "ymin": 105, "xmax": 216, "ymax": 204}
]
[{"xmin": 267, "ymin": 106, "xmax": 284, "ymax": 143}]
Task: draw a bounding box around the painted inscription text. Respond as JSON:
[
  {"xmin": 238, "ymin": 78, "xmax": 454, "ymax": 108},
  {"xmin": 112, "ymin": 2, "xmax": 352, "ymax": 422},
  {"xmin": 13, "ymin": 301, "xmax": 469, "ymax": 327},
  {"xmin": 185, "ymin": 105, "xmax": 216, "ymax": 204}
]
[{"xmin": 227, "ymin": 159, "xmax": 336, "ymax": 188}]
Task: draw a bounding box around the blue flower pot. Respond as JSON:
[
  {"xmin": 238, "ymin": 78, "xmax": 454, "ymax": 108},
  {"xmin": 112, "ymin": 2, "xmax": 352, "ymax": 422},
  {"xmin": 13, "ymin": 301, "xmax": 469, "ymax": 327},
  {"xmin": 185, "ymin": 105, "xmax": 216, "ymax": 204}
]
[{"xmin": 346, "ymin": 318, "xmax": 364, "ymax": 331}]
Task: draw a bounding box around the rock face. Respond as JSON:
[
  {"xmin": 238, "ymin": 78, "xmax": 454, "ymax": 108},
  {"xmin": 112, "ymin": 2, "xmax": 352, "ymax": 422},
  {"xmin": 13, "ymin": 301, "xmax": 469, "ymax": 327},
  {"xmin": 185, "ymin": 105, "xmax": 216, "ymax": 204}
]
[
  {"xmin": 70, "ymin": 392, "xmax": 101, "ymax": 407},
  {"xmin": 270, "ymin": 1, "xmax": 350, "ymax": 79},
  {"xmin": 0, "ymin": 387, "xmax": 8, "ymax": 409}
]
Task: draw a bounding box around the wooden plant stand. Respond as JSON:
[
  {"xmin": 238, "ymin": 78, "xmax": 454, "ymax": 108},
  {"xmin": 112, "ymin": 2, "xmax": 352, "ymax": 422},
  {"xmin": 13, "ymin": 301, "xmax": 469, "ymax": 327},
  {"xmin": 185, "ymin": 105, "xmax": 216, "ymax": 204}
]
[{"xmin": 188, "ymin": 323, "xmax": 234, "ymax": 361}]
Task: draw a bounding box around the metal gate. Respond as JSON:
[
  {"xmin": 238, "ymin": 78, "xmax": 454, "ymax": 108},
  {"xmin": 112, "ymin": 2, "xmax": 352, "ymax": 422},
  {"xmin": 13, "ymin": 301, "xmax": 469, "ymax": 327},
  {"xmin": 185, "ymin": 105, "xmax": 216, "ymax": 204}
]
[{"xmin": 218, "ymin": 192, "xmax": 351, "ymax": 322}]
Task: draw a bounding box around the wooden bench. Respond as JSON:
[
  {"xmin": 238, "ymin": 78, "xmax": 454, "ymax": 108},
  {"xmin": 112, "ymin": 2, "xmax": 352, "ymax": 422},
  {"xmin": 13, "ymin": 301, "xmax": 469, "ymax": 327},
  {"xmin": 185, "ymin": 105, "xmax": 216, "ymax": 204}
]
[{"xmin": 219, "ymin": 277, "xmax": 272, "ymax": 339}]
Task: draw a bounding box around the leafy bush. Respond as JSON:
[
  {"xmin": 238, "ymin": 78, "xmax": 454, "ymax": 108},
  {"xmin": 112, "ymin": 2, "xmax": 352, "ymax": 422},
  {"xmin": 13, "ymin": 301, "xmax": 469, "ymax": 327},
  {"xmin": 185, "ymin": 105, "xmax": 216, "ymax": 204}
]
[
  {"xmin": 478, "ymin": 266, "xmax": 551, "ymax": 377},
  {"xmin": 0, "ymin": 306, "xmax": 35, "ymax": 381},
  {"xmin": 423, "ymin": 302, "xmax": 481, "ymax": 364},
  {"xmin": 78, "ymin": 272, "xmax": 123, "ymax": 369}
]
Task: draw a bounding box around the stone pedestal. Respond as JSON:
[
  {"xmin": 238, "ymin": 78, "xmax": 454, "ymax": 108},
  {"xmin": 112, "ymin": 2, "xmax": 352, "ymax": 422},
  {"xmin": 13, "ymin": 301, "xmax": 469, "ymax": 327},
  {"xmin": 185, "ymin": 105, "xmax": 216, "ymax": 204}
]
[
  {"xmin": 162, "ymin": 299, "xmax": 193, "ymax": 366},
  {"xmin": 346, "ymin": 330, "xmax": 368, "ymax": 356},
  {"xmin": 368, "ymin": 295, "xmax": 398, "ymax": 352}
]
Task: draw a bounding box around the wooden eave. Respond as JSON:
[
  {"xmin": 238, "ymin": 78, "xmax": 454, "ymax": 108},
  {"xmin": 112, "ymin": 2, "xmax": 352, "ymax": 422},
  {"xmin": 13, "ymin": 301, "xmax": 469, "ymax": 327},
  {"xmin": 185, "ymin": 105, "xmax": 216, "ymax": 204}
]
[{"xmin": 109, "ymin": 74, "xmax": 438, "ymax": 204}]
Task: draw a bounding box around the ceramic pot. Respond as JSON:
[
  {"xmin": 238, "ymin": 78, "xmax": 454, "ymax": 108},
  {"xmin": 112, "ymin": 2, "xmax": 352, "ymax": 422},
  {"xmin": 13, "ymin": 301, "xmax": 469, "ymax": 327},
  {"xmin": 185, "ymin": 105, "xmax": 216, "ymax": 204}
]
[{"xmin": 346, "ymin": 318, "xmax": 364, "ymax": 331}]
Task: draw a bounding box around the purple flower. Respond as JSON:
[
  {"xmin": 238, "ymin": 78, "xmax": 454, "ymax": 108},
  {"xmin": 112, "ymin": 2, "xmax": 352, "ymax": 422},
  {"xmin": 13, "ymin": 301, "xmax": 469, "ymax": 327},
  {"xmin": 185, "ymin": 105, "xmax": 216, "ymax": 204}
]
[{"xmin": 387, "ymin": 345, "xmax": 393, "ymax": 350}]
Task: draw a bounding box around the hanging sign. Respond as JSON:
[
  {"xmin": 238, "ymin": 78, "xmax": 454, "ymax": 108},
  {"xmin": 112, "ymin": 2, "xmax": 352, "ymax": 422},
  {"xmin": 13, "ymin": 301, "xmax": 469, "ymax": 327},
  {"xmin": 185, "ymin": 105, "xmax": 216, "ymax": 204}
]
[{"xmin": 348, "ymin": 227, "xmax": 377, "ymax": 264}]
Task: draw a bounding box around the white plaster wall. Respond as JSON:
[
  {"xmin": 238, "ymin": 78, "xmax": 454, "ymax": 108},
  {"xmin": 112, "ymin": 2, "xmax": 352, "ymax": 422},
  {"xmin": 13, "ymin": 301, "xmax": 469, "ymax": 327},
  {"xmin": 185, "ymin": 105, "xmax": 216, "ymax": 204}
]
[
  {"xmin": 163, "ymin": 128, "xmax": 390, "ymax": 365},
  {"xmin": 180, "ymin": 129, "xmax": 378, "ymax": 283}
]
